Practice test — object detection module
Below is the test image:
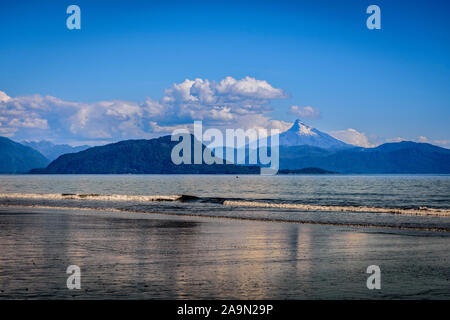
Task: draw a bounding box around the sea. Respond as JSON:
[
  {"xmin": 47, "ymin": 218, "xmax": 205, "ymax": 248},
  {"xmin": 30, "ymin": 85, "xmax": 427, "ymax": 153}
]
[
  {"xmin": 0, "ymin": 174, "xmax": 449, "ymax": 231},
  {"xmin": 1, "ymin": 174, "xmax": 450, "ymax": 299}
]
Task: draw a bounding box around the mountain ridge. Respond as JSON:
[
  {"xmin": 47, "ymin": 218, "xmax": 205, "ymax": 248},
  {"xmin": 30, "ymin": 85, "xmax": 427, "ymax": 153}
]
[
  {"xmin": 30, "ymin": 135, "xmax": 259, "ymax": 174},
  {"xmin": 22, "ymin": 140, "xmax": 91, "ymax": 161},
  {"xmin": 279, "ymin": 141, "xmax": 450, "ymax": 173},
  {"xmin": 0, "ymin": 136, "xmax": 50, "ymax": 173},
  {"xmin": 1, "ymin": 119, "xmax": 449, "ymax": 174}
]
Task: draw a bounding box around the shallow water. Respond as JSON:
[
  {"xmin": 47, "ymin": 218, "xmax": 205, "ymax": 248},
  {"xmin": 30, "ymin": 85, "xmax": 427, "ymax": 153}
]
[
  {"xmin": 0, "ymin": 174, "xmax": 449, "ymax": 231},
  {"xmin": 0, "ymin": 175, "xmax": 449, "ymax": 299},
  {"xmin": 0, "ymin": 207, "xmax": 449, "ymax": 299}
]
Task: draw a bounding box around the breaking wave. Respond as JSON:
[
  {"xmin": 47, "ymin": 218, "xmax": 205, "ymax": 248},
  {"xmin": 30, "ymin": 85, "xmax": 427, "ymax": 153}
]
[
  {"xmin": 0, "ymin": 192, "xmax": 449, "ymax": 217},
  {"xmin": 0, "ymin": 193, "xmax": 182, "ymax": 202},
  {"xmin": 223, "ymin": 200, "xmax": 450, "ymax": 217}
]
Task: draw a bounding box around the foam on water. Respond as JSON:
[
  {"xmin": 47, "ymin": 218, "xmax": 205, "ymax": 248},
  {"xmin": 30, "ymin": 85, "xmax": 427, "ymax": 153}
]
[
  {"xmin": 1, "ymin": 192, "xmax": 449, "ymax": 216},
  {"xmin": 0, "ymin": 193, "xmax": 181, "ymax": 202},
  {"xmin": 223, "ymin": 200, "xmax": 450, "ymax": 216}
]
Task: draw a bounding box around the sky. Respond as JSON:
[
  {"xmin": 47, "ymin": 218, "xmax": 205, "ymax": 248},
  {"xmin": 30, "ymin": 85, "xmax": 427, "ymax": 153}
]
[{"xmin": 0, "ymin": 0, "xmax": 449, "ymax": 147}]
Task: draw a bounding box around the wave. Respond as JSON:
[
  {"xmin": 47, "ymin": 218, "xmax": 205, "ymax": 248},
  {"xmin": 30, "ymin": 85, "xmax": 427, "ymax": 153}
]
[
  {"xmin": 223, "ymin": 200, "xmax": 450, "ymax": 216},
  {"xmin": 1, "ymin": 193, "xmax": 449, "ymax": 217},
  {"xmin": 0, "ymin": 193, "xmax": 181, "ymax": 202}
]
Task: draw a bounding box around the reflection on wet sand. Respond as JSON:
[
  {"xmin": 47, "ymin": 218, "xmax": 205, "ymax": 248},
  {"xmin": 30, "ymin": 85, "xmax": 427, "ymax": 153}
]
[{"xmin": 0, "ymin": 207, "xmax": 449, "ymax": 299}]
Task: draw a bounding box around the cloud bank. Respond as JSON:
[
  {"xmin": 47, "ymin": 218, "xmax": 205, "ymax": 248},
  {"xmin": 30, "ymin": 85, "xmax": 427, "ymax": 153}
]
[
  {"xmin": 330, "ymin": 128, "xmax": 450, "ymax": 149},
  {"xmin": 0, "ymin": 76, "xmax": 291, "ymax": 144},
  {"xmin": 1, "ymin": 76, "xmax": 448, "ymax": 149},
  {"xmin": 330, "ymin": 128, "xmax": 374, "ymax": 148}
]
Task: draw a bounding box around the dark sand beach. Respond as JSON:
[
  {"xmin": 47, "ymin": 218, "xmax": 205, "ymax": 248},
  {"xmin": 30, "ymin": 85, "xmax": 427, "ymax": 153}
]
[{"xmin": 0, "ymin": 206, "xmax": 449, "ymax": 299}]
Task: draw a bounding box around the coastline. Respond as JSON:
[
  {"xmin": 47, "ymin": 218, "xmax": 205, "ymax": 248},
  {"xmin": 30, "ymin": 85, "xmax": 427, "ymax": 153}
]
[
  {"xmin": 1, "ymin": 206, "xmax": 449, "ymax": 299},
  {"xmin": 1, "ymin": 203, "xmax": 450, "ymax": 232}
]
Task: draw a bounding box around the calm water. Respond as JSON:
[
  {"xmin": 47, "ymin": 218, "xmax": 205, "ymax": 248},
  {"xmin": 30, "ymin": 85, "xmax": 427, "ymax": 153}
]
[
  {"xmin": 0, "ymin": 175, "xmax": 450, "ymax": 299},
  {"xmin": 0, "ymin": 174, "xmax": 449, "ymax": 231}
]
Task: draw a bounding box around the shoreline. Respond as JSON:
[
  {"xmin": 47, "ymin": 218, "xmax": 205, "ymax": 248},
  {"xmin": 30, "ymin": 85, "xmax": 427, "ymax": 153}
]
[
  {"xmin": 0, "ymin": 206, "xmax": 449, "ymax": 299},
  {"xmin": 1, "ymin": 204, "xmax": 450, "ymax": 233},
  {"xmin": 1, "ymin": 192, "xmax": 450, "ymax": 217}
]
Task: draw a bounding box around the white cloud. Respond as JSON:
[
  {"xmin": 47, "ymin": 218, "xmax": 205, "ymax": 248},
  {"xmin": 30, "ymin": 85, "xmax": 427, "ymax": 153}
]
[
  {"xmin": 432, "ymin": 139, "xmax": 450, "ymax": 148},
  {"xmin": 417, "ymin": 136, "xmax": 428, "ymax": 143},
  {"xmin": 215, "ymin": 76, "xmax": 287, "ymax": 100},
  {"xmin": 385, "ymin": 137, "xmax": 408, "ymax": 143},
  {"xmin": 161, "ymin": 76, "xmax": 286, "ymax": 124},
  {"xmin": 148, "ymin": 122, "xmax": 192, "ymax": 133},
  {"xmin": 9, "ymin": 117, "xmax": 48, "ymax": 129},
  {"xmin": 0, "ymin": 91, "xmax": 11, "ymax": 103},
  {"xmin": 332, "ymin": 132, "xmax": 450, "ymax": 149},
  {"xmin": 288, "ymin": 105, "xmax": 320, "ymax": 119},
  {"xmin": 5, "ymin": 78, "xmax": 445, "ymax": 149},
  {"xmin": 330, "ymin": 128, "xmax": 374, "ymax": 147},
  {"xmin": 142, "ymin": 98, "xmax": 166, "ymax": 118},
  {"xmin": 0, "ymin": 76, "xmax": 290, "ymax": 144}
]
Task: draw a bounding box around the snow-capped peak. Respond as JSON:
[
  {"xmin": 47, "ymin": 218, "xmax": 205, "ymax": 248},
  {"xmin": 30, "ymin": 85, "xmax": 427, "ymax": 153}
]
[
  {"xmin": 288, "ymin": 119, "xmax": 317, "ymax": 136},
  {"xmin": 278, "ymin": 119, "xmax": 350, "ymax": 149}
]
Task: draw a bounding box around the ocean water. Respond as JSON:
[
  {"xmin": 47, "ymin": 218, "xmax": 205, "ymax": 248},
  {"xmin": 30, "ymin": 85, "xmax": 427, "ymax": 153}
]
[
  {"xmin": 1, "ymin": 174, "xmax": 450, "ymax": 299},
  {"xmin": 0, "ymin": 174, "xmax": 449, "ymax": 231}
]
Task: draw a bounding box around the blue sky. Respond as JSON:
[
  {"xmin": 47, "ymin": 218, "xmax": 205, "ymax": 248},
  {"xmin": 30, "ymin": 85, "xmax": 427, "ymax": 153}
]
[{"xmin": 0, "ymin": 0, "xmax": 449, "ymax": 147}]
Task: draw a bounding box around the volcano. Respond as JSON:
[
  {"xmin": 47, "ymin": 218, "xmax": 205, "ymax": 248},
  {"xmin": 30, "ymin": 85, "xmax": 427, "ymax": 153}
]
[{"xmin": 278, "ymin": 119, "xmax": 350, "ymax": 149}]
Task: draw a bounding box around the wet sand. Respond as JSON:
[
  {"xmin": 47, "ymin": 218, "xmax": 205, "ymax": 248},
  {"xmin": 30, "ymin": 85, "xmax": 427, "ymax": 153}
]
[{"xmin": 0, "ymin": 206, "xmax": 449, "ymax": 299}]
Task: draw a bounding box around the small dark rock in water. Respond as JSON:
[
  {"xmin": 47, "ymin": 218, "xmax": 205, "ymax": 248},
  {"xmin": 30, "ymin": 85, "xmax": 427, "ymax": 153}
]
[{"xmin": 178, "ymin": 194, "xmax": 200, "ymax": 202}]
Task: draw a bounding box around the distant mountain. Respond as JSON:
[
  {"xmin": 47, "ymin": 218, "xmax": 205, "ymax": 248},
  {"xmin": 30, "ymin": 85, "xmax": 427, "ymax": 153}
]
[
  {"xmin": 217, "ymin": 120, "xmax": 350, "ymax": 164},
  {"xmin": 31, "ymin": 135, "xmax": 259, "ymax": 174},
  {"xmin": 22, "ymin": 140, "xmax": 91, "ymax": 161},
  {"xmin": 25, "ymin": 136, "xmax": 450, "ymax": 174},
  {"xmin": 279, "ymin": 141, "xmax": 450, "ymax": 173},
  {"xmin": 277, "ymin": 119, "xmax": 350, "ymax": 149},
  {"xmin": 0, "ymin": 136, "xmax": 50, "ymax": 173},
  {"xmin": 14, "ymin": 121, "xmax": 450, "ymax": 175}
]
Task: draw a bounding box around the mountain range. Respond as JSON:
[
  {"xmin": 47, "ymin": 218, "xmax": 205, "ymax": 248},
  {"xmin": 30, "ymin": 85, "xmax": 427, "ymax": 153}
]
[
  {"xmin": 0, "ymin": 137, "xmax": 49, "ymax": 173},
  {"xmin": 278, "ymin": 142, "xmax": 450, "ymax": 173},
  {"xmin": 0, "ymin": 119, "xmax": 449, "ymax": 174},
  {"xmin": 21, "ymin": 140, "xmax": 91, "ymax": 161},
  {"xmin": 30, "ymin": 135, "xmax": 259, "ymax": 174}
]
